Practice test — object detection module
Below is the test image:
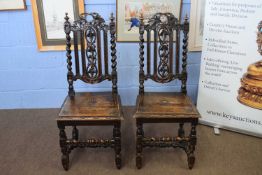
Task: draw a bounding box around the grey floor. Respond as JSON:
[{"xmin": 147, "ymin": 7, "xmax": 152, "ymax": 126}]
[{"xmin": 0, "ymin": 107, "xmax": 261, "ymax": 175}]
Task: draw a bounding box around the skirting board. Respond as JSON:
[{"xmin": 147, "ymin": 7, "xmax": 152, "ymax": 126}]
[{"xmin": 199, "ymin": 119, "xmax": 262, "ymax": 138}]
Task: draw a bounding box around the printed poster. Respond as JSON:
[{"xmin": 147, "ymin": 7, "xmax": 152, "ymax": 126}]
[{"xmin": 197, "ymin": 0, "xmax": 262, "ymax": 136}]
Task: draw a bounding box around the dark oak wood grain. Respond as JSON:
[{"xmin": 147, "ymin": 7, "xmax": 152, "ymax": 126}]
[
  {"xmin": 59, "ymin": 92, "xmax": 122, "ymax": 119},
  {"xmin": 135, "ymin": 92, "xmax": 199, "ymax": 118}
]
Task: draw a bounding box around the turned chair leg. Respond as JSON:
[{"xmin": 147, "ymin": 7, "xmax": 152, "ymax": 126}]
[
  {"xmin": 72, "ymin": 126, "xmax": 79, "ymax": 140},
  {"xmin": 136, "ymin": 121, "xmax": 143, "ymax": 169},
  {"xmin": 59, "ymin": 125, "xmax": 69, "ymax": 171},
  {"xmin": 187, "ymin": 122, "xmax": 197, "ymax": 169},
  {"xmin": 113, "ymin": 123, "xmax": 121, "ymax": 169},
  {"xmin": 178, "ymin": 123, "xmax": 185, "ymax": 138}
]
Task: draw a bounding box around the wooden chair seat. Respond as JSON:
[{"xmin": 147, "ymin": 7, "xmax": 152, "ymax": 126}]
[
  {"xmin": 134, "ymin": 92, "xmax": 200, "ymax": 119},
  {"xmin": 58, "ymin": 92, "xmax": 123, "ymax": 121}
]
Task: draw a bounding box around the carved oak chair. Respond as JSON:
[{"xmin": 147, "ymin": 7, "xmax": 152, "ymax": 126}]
[
  {"xmin": 134, "ymin": 13, "xmax": 200, "ymax": 169},
  {"xmin": 57, "ymin": 13, "xmax": 122, "ymax": 170}
]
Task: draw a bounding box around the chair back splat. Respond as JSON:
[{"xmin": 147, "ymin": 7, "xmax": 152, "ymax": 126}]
[
  {"xmin": 64, "ymin": 12, "xmax": 118, "ymax": 97},
  {"xmin": 138, "ymin": 13, "xmax": 189, "ymax": 94}
]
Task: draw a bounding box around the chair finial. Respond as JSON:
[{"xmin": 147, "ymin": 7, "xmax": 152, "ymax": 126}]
[
  {"xmin": 185, "ymin": 14, "xmax": 189, "ymax": 23},
  {"xmin": 110, "ymin": 13, "xmax": 115, "ymax": 22},
  {"xmin": 140, "ymin": 13, "xmax": 144, "ymax": 24},
  {"xmin": 65, "ymin": 12, "xmax": 69, "ymax": 21}
]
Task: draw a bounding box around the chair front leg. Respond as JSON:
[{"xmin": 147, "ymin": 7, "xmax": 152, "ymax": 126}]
[
  {"xmin": 58, "ymin": 124, "xmax": 69, "ymax": 171},
  {"xmin": 187, "ymin": 122, "xmax": 197, "ymax": 169},
  {"xmin": 113, "ymin": 122, "xmax": 121, "ymax": 169},
  {"xmin": 136, "ymin": 121, "xmax": 143, "ymax": 169},
  {"xmin": 72, "ymin": 126, "xmax": 79, "ymax": 141},
  {"xmin": 178, "ymin": 123, "xmax": 185, "ymax": 138}
]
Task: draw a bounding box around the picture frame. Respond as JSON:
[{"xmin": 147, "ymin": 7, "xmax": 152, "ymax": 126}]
[
  {"xmin": 116, "ymin": 0, "xmax": 182, "ymax": 42},
  {"xmin": 188, "ymin": 0, "xmax": 206, "ymax": 52},
  {"xmin": 0, "ymin": 0, "xmax": 26, "ymax": 11},
  {"xmin": 31, "ymin": 0, "xmax": 85, "ymax": 51}
]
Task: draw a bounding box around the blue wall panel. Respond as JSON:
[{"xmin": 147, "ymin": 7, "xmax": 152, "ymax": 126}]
[{"xmin": 0, "ymin": 0, "xmax": 201, "ymax": 109}]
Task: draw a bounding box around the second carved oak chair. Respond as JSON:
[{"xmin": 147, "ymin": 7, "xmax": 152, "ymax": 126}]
[
  {"xmin": 134, "ymin": 13, "xmax": 200, "ymax": 169},
  {"xmin": 57, "ymin": 13, "xmax": 123, "ymax": 170}
]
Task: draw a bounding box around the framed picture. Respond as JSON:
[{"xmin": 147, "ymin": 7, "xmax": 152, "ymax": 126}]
[
  {"xmin": 116, "ymin": 0, "xmax": 182, "ymax": 42},
  {"xmin": 0, "ymin": 0, "xmax": 26, "ymax": 11},
  {"xmin": 31, "ymin": 0, "xmax": 85, "ymax": 51},
  {"xmin": 189, "ymin": 0, "xmax": 206, "ymax": 51}
]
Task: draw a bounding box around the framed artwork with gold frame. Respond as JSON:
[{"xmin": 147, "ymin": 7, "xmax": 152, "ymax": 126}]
[
  {"xmin": 188, "ymin": 0, "xmax": 206, "ymax": 51},
  {"xmin": 116, "ymin": 0, "xmax": 182, "ymax": 42},
  {"xmin": 31, "ymin": 0, "xmax": 84, "ymax": 51},
  {"xmin": 0, "ymin": 0, "xmax": 26, "ymax": 11}
]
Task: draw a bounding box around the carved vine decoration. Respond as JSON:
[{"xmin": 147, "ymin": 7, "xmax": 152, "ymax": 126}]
[
  {"xmin": 147, "ymin": 13, "xmax": 178, "ymax": 82},
  {"xmin": 85, "ymin": 26, "xmax": 98, "ymax": 79},
  {"xmin": 71, "ymin": 13, "xmax": 108, "ymax": 32},
  {"xmin": 70, "ymin": 13, "xmax": 109, "ymax": 82},
  {"xmin": 146, "ymin": 13, "xmax": 179, "ymax": 31},
  {"xmin": 157, "ymin": 26, "xmax": 170, "ymax": 79}
]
